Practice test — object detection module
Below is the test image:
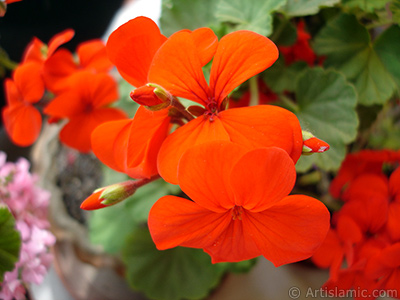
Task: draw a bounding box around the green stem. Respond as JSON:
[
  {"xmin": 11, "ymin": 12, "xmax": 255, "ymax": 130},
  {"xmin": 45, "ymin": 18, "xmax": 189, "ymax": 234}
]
[
  {"xmin": 133, "ymin": 174, "xmax": 161, "ymax": 189},
  {"xmin": 0, "ymin": 51, "xmax": 18, "ymax": 70},
  {"xmin": 279, "ymin": 94, "xmax": 299, "ymax": 113},
  {"xmin": 249, "ymin": 76, "xmax": 259, "ymax": 107},
  {"xmin": 170, "ymin": 97, "xmax": 194, "ymax": 121}
]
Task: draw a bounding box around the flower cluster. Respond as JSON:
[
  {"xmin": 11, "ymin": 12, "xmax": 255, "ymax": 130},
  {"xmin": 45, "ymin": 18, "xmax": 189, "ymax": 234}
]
[
  {"xmin": 0, "ymin": 152, "xmax": 55, "ymax": 300},
  {"xmin": 81, "ymin": 16, "xmax": 331, "ymax": 264},
  {"xmin": 2, "ymin": 29, "xmax": 126, "ymax": 152},
  {"xmin": 312, "ymin": 150, "xmax": 400, "ymax": 299}
]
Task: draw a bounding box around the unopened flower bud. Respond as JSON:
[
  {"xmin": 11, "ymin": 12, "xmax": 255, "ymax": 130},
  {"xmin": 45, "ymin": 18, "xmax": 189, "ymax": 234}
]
[
  {"xmin": 302, "ymin": 130, "xmax": 330, "ymax": 155},
  {"xmin": 80, "ymin": 180, "xmax": 137, "ymax": 210},
  {"xmin": 130, "ymin": 83, "xmax": 171, "ymax": 111}
]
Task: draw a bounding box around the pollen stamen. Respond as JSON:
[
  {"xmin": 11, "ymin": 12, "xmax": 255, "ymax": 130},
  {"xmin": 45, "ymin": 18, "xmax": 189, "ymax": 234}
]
[{"xmin": 231, "ymin": 205, "xmax": 244, "ymax": 221}]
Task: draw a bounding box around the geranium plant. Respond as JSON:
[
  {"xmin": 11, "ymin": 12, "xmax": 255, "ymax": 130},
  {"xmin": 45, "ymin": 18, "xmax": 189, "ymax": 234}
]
[{"xmin": 1, "ymin": 0, "xmax": 400, "ymax": 299}]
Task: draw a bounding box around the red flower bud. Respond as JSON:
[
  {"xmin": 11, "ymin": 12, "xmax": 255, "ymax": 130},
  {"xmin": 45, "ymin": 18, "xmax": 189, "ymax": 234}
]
[
  {"xmin": 302, "ymin": 131, "xmax": 330, "ymax": 154},
  {"xmin": 80, "ymin": 180, "xmax": 137, "ymax": 210},
  {"xmin": 130, "ymin": 84, "xmax": 171, "ymax": 110}
]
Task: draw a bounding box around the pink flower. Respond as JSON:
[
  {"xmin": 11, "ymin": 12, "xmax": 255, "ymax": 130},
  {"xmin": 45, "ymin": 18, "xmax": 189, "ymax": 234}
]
[{"xmin": 0, "ymin": 152, "xmax": 55, "ymax": 297}]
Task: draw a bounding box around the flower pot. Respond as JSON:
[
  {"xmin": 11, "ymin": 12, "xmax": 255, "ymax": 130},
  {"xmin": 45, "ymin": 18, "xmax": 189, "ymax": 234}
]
[{"xmin": 31, "ymin": 123, "xmax": 145, "ymax": 300}]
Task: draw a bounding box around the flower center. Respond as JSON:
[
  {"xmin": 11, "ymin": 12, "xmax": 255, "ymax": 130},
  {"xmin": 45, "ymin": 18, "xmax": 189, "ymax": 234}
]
[
  {"xmin": 84, "ymin": 102, "xmax": 94, "ymax": 113},
  {"xmin": 231, "ymin": 205, "xmax": 244, "ymax": 221},
  {"xmin": 204, "ymin": 99, "xmax": 219, "ymax": 122}
]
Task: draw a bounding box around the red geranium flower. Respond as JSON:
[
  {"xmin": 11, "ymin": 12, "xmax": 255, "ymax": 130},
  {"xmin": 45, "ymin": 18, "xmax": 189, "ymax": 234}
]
[
  {"xmin": 2, "ymin": 62, "xmax": 45, "ymax": 146},
  {"xmin": 330, "ymin": 150, "xmax": 400, "ymax": 200},
  {"xmin": 44, "ymin": 72, "xmax": 126, "ymax": 152},
  {"xmin": 140, "ymin": 24, "xmax": 302, "ymax": 184},
  {"xmin": 339, "ymin": 173, "xmax": 389, "ymax": 234},
  {"xmin": 42, "ymin": 39, "xmax": 113, "ymax": 93},
  {"xmin": 2, "ymin": 29, "xmax": 75, "ymax": 146},
  {"xmin": 23, "ymin": 29, "xmax": 75, "ymax": 64},
  {"xmin": 149, "ymin": 141, "xmax": 330, "ymax": 264},
  {"xmin": 279, "ymin": 20, "xmax": 316, "ymax": 66}
]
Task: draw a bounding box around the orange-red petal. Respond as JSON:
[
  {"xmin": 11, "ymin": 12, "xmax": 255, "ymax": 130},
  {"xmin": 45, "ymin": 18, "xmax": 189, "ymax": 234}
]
[
  {"xmin": 125, "ymin": 106, "xmax": 171, "ymax": 178},
  {"xmin": 44, "ymin": 90, "xmax": 84, "ymax": 118},
  {"xmin": 4, "ymin": 79, "xmax": 21, "ymax": 107},
  {"xmin": 311, "ymin": 229, "xmax": 343, "ymax": 269},
  {"xmin": 230, "ymin": 147, "xmax": 296, "ymax": 211},
  {"xmin": 42, "ymin": 49, "xmax": 77, "ymax": 93},
  {"xmin": 2, "ymin": 103, "xmax": 42, "ymax": 146},
  {"xmin": 209, "ymin": 30, "xmax": 278, "ymax": 105},
  {"xmin": 243, "ymin": 195, "xmax": 330, "ymax": 267},
  {"xmin": 44, "ymin": 72, "xmax": 119, "ymax": 119},
  {"xmin": 204, "ymin": 218, "xmax": 262, "ymax": 263},
  {"xmin": 148, "ymin": 195, "xmax": 232, "ymax": 250},
  {"xmin": 342, "ymin": 172, "xmax": 389, "ymax": 202},
  {"xmin": 91, "ymin": 119, "xmax": 132, "ymax": 173},
  {"xmin": 77, "ymin": 39, "xmax": 112, "ymax": 72},
  {"xmin": 190, "ymin": 27, "xmax": 218, "ymax": 66},
  {"xmin": 157, "ymin": 116, "xmax": 230, "ymax": 184},
  {"xmin": 177, "ymin": 141, "xmax": 247, "ymax": 212},
  {"xmin": 148, "ymin": 31, "xmax": 210, "ymax": 106},
  {"xmin": 22, "ymin": 37, "xmax": 46, "ymax": 63},
  {"xmin": 87, "ymin": 73, "xmax": 119, "ymax": 108},
  {"xmin": 106, "ymin": 16, "xmax": 167, "ymax": 87},
  {"xmin": 219, "ymin": 105, "xmax": 303, "ymax": 163},
  {"xmin": 59, "ymin": 108, "xmax": 126, "ymax": 153},
  {"xmin": 339, "ymin": 174, "xmax": 389, "ymax": 234},
  {"xmin": 47, "ymin": 29, "xmax": 75, "ymax": 57},
  {"xmin": 92, "ymin": 107, "xmax": 170, "ymax": 179},
  {"xmin": 13, "ymin": 62, "xmax": 44, "ymax": 103}
]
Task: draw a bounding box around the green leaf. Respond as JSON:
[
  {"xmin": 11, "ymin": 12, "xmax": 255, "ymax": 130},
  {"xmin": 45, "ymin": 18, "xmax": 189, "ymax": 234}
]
[
  {"xmin": 281, "ymin": 0, "xmax": 340, "ymax": 17},
  {"xmin": 122, "ymin": 227, "xmax": 226, "ymax": 300},
  {"xmin": 294, "ymin": 68, "xmax": 359, "ymax": 172},
  {"xmin": 160, "ymin": 0, "xmax": 218, "ymax": 37},
  {"xmin": 342, "ymin": 0, "xmax": 389, "ymax": 12},
  {"xmin": 89, "ymin": 167, "xmax": 180, "ymax": 254},
  {"xmin": 270, "ymin": 15, "xmax": 297, "ymax": 46},
  {"xmin": 0, "ymin": 207, "xmax": 21, "ymax": 282},
  {"xmin": 314, "ymin": 13, "xmax": 398, "ymax": 105},
  {"xmin": 374, "ymin": 25, "xmax": 400, "ymax": 90},
  {"xmin": 215, "ymin": 0, "xmax": 286, "ymax": 36},
  {"xmin": 263, "ymin": 57, "xmax": 308, "ymax": 93}
]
